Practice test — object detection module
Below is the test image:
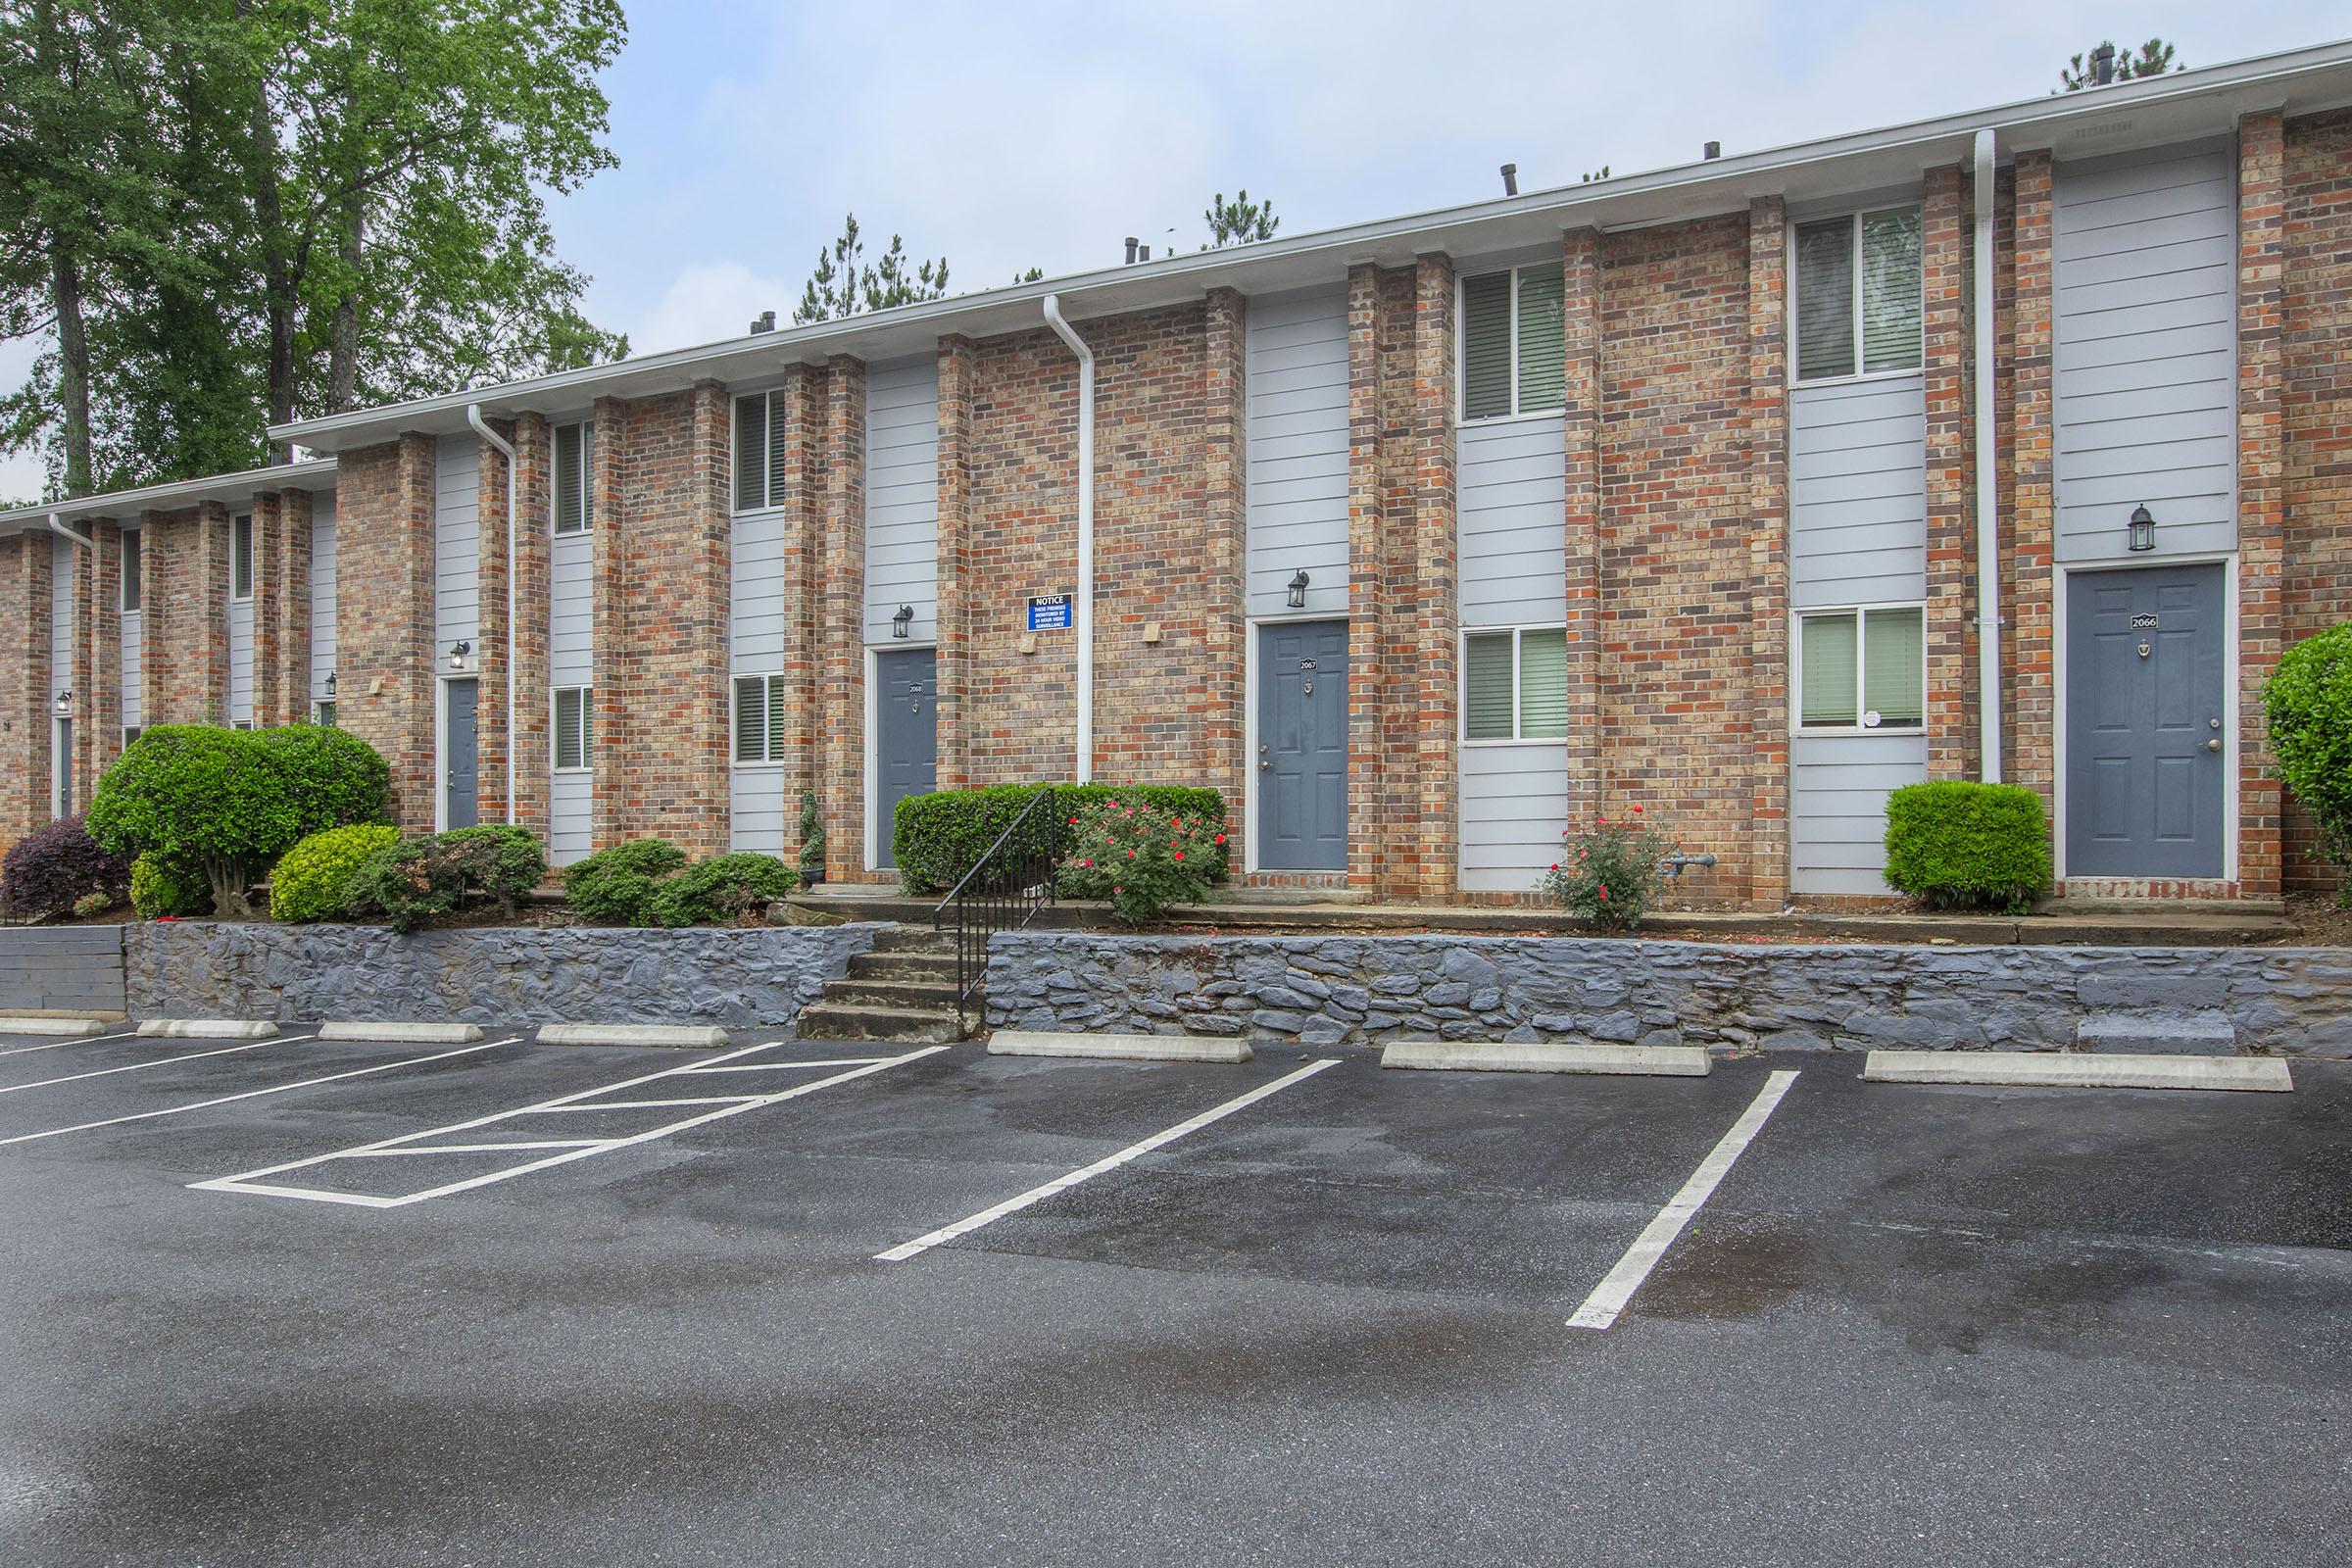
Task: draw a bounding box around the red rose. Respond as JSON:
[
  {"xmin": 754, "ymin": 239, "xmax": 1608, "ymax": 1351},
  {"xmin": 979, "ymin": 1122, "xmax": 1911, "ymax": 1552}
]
[
  {"xmin": 1549, "ymin": 863, "xmax": 1558, "ymax": 871},
  {"xmin": 1173, "ymin": 851, "xmax": 1184, "ymax": 860},
  {"xmin": 1082, "ymin": 858, "xmax": 1094, "ymax": 868},
  {"xmin": 1214, "ymin": 833, "xmax": 1226, "ymax": 845},
  {"xmin": 1632, "ymin": 806, "xmax": 1643, "ymax": 814}
]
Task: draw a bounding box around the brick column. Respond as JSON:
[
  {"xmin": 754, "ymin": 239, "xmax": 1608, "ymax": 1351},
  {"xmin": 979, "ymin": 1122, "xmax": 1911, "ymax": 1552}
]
[
  {"xmin": 1344, "ymin": 263, "xmax": 1388, "ymax": 891},
  {"xmin": 512, "ymin": 413, "xmax": 553, "ymax": 835},
  {"xmin": 2009, "ymin": 152, "xmax": 2058, "ymax": 825},
  {"xmin": 137, "ymin": 509, "xmax": 172, "ymax": 725},
  {"xmin": 1743, "ymin": 200, "xmax": 1791, "ymax": 909},
  {"xmin": 87, "ymin": 521, "xmax": 122, "ymax": 784},
  {"xmin": 251, "ymin": 492, "xmax": 285, "ymax": 727},
  {"xmin": 589, "ymin": 396, "xmax": 627, "ymax": 848},
  {"xmin": 0, "ymin": 538, "xmax": 45, "ymax": 848},
  {"xmin": 776, "ymin": 367, "xmax": 822, "ymax": 856},
  {"xmin": 1200, "ymin": 288, "xmax": 1250, "ymax": 847},
  {"xmin": 1410, "ymin": 253, "xmax": 1458, "ymax": 902},
  {"xmin": 2237, "ymin": 110, "xmax": 2288, "ymax": 898},
  {"xmin": 1923, "ymin": 164, "xmax": 1974, "ymax": 780},
  {"xmin": 820, "ymin": 355, "xmax": 867, "ymax": 879},
  {"xmin": 276, "ymin": 490, "xmax": 314, "ymax": 726},
  {"xmin": 1563, "ymin": 226, "xmax": 1607, "ymax": 848},
  {"xmin": 677, "ymin": 380, "xmax": 734, "ymax": 856},
  {"xmin": 336, "ymin": 438, "xmax": 437, "ymax": 829},
  {"xmin": 473, "ymin": 426, "xmax": 514, "ymax": 824},
  {"xmin": 194, "ymin": 501, "xmax": 231, "ymax": 725},
  {"xmin": 934, "ymin": 336, "xmax": 976, "ymax": 793}
]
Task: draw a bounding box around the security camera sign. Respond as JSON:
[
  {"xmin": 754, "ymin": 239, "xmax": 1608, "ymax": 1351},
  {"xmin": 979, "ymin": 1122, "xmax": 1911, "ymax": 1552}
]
[{"xmin": 1027, "ymin": 593, "xmax": 1072, "ymax": 631}]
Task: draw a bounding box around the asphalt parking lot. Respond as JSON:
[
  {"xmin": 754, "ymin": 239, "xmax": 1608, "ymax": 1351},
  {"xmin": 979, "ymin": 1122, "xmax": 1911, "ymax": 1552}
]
[{"xmin": 0, "ymin": 1023, "xmax": 2346, "ymax": 1566}]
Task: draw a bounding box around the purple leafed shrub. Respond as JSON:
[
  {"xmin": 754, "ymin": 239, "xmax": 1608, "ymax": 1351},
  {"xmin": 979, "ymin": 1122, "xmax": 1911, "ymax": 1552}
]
[{"xmin": 1, "ymin": 813, "xmax": 132, "ymax": 920}]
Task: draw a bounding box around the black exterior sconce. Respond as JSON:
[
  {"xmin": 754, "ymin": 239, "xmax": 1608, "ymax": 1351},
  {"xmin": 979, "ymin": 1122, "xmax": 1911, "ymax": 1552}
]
[{"xmin": 1286, "ymin": 569, "xmax": 1310, "ymax": 609}]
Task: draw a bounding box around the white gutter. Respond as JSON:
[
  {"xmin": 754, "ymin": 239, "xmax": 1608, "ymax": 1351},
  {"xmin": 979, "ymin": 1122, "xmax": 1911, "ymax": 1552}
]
[
  {"xmin": 466, "ymin": 404, "xmax": 519, "ymax": 824},
  {"xmin": 1041, "ymin": 295, "xmax": 1096, "ymax": 784},
  {"xmin": 1972, "ymin": 129, "xmax": 2001, "ymax": 783},
  {"xmin": 47, "ymin": 514, "xmax": 91, "ymax": 550}
]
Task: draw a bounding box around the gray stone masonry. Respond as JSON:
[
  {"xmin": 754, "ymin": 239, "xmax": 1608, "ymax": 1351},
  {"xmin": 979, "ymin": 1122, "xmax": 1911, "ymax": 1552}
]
[
  {"xmin": 127, "ymin": 922, "xmax": 883, "ymax": 1028},
  {"xmin": 984, "ymin": 933, "xmax": 2352, "ymax": 1057}
]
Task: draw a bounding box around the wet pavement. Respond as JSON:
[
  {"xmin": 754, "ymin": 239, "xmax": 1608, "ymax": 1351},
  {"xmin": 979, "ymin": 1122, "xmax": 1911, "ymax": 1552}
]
[{"xmin": 0, "ymin": 1023, "xmax": 2345, "ymax": 1565}]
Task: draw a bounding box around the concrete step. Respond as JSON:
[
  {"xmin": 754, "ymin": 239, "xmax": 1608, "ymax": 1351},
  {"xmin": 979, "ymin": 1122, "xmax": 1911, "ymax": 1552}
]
[
  {"xmin": 2075, "ymin": 1010, "xmax": 2239, "ymax": 1056},
  {"xmin": 819, "ymin": 976, "xmax": 964, "ymax": 1010},
  {"xmin": 847, "ymin": 951, "xmax": 958, "ymax": 982},
  {"xmin": 869, "ymin": 925, "xmax": 956, "ymax": 956},
  {"xmin": 796, "ymin": 1002, "xmax": 965, "ymax": 1045}
]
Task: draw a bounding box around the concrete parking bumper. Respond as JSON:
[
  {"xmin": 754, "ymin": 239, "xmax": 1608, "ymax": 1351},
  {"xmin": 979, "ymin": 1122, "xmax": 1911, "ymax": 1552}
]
[
  {"xmin": 318, "ymin": 1021, "xmax": 486, "ymax": 1044},
  {"xmin": 987, "ymin": 1031, "xmax": 1252, "ymax": 1064},
  {"xmin": 535, "ymin": 1023, "xmax": 730, "ymax": 1049},
  {"xmin": 135, "ymin": 1019, "xmax": 277, "ymax": 1041},
  {"xmin": 1382, "ymin": 1040, "xmax": 1713, "ymax": 1076},
  {"xmin": 1864, "ymin": 1050, "xmax": 2292, "ymax": 1093}
]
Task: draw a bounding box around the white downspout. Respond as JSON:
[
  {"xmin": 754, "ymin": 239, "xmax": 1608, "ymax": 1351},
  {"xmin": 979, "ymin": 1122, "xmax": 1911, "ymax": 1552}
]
[
  {"xmin": 466, "ymin": 404, "xmax": 519, "ymax": 824},
  {"xmin": 47, "ymin": 514, "xmax": 91, "ymax": 550},
  {"xmin": 1042, "ymin": 295, "xmax": 1096, "ymax": 784},
  {"xmin": 1973, "ymin": 128, "xmax": 2002, "ymax": 782}
]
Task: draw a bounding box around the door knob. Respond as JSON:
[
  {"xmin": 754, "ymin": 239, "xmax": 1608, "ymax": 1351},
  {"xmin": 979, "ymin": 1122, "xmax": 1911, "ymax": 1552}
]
[
  {"xmin": 1259, "ymin": 760, "xmax": 1271, "ymax": 770},
  {"xmin": 2205, "ymin": 738, "xmax": 2222, "ymax": 753}
]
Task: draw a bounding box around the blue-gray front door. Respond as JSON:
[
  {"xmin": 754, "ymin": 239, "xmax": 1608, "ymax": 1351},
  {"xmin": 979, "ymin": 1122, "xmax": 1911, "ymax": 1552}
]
[
  {"xmin": 1257, "ymin": 620, "xmax": 1348, "ymax": 870},
  {"xmin": 444, "ymin": 678, "xmax": 478, "ymax": 831},
  {"xmin": 873, "ymin": 648, "xmax": 937, "ymax": 870},
  {"xmin": 2065, "ymin": 564, "xmax": 2226, "ymax": 878}
]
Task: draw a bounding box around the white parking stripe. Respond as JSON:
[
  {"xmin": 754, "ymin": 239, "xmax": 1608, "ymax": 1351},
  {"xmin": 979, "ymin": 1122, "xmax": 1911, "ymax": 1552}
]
[
  {"xmin": 191, "ymin": 1044, "xmax": 949, "ymax": 1207},
  {"xmin": 874, "ymin": 1057, "xmax": 1342, "ymax": 1263},
  {"xmin": 1567, "ymin": 1069, "xmax": 1799, "ymax": 1331},
  {"xmin": 0, "ymin": 1040, "xmax": 513, "ymax": 1149},
  {"xmin": 0, "ymin": 1034, "xmax": 318, "ymax": 1095},
  {"xmin": 0, "ymin": 1028, "xmax": 139, "ymax": 1059}
]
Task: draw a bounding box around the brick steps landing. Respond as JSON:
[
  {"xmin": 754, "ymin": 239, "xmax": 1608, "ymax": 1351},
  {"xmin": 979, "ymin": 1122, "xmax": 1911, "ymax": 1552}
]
[{"xmin": 797, "ymin": 926, "xmax": 970, "ymax": 1045}]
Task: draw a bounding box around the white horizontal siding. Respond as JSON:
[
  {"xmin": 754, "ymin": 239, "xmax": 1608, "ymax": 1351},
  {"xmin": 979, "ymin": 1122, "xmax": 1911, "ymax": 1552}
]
[
  {"xmin": 309, "ymin": 493, "xmax": 337, "ymax": 705},
  {"xmin": 863, "ymin": 356, "xmax": 939, "ymax": 645},
  {"xmin": 731, "ymin": 765, "xmax": 786, "ymax": 854},
  {"xmin": 732, "ymin": 511, "xmax": 786, "ymax": 665},
  {"xmin": 550, "ymin": 772, "xmax": 594, "ymax": 866},
  {"xmin": 50, "ymin": 534, "xmax": 73, "ymax": 711},
  {"xmin": 1789, "ymin": 376, "xmax": 1926, "ymax": 608},
  {"xmin": 550, "ymin": 534, "xmax": 593, "ymax": 688},
  {"xmin": 1459, "ymin": 415, "xmax": 1567, "ymax": 627},
  {"xmin": 1458, "ymin": 743, "xmax": 1568, "ymax": 895},
  {"xmin": 435, "ymin": 433, "xmax": 480, "ymax": 654},
  {"xmin": 1247, "ymin": 284, "xmax": 1349, "ymax": 617},
  {"xmin": 120, "ymin": 610, "xmax": 141, "ymax": 731},
  {"xmin": 2052, "ymin": 141, "xmax": 2237, "ymax": 563},
  {"xmin": 1789, "ymin": 732, "xmax": 1927, "ymax": 896},
  {"xmin": 226, "ymin": 551, "xmax": 253, "ymax": 727}
]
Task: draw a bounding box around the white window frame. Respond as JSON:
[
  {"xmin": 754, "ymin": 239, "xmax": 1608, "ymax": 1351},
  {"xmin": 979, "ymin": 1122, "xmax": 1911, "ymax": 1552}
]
[
  {"xmin": 731, "ymin": 388, "xmax": 788, "ymax": 514},
  {"xmin": 122, "ymin": 724, "xmax": 140, "ymax": 750},
  {"xmin": 1455, "ymin": 264, "xmax": 1567, "ymax": 424},
  {"xmin": 552, "ymin": 684, "xmax": 593, "ymax": 773},
  {"xmin": 311, "ymin": 701, "xmax": 335, "ymax": 728},
  {"xmin": 121, "ymin": 527, "xmax": 141, "ymax": 612},
  {"xmin": 1790, "ymin": 601, "xmax": 1928, "ymax": 734},
  {"xmin": 551, "ymin": 419, "xmax": 593, "ymax": 536},
  {"xmin": 1788, "ymin": 205, "xmax": 1925, "ymax": 390},
  {"xmin": 732, "ymin": 671, "xmax": 787, "ymax": 765},
  {"xmin": 1459, "ymin": 622, "xmax": 1571, "ymax": 747},
  {"xmin": 230, "ymin": 513, "xmax": 254, "ymax": 602}
]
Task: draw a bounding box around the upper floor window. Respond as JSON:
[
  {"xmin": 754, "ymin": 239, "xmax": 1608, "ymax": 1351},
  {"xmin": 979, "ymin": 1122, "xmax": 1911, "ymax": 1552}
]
[
  {"xmin": 230, "ymin": 514, "xmax": 253, "ymax": 601},
  {"xmin": 553, "ymin": 421, "xmax": 594, "ymax": 535},
  {"xmin": 121, "ymin": 528, "xmax": 141, "ymax": 612},
  {"xmin": 732, "ymin": 389, "xmax": 792, "ymax": 513},
  {"xmin": 1461, "ymin": 263, "xmax": 1567, "ymax": 420},
  {"xmin": 1794, "ymin": 207, "xmax": 1923, "ymax": 382}
]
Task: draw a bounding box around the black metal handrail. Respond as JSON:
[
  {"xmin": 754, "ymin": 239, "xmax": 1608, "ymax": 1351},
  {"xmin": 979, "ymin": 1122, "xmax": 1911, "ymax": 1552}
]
[{"xmin": 933, "ymin": 785, "xmax": 1062, "ymax": 1036}]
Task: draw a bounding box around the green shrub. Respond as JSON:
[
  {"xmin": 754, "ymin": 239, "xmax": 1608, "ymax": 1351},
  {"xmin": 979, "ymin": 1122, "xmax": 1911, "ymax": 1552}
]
[
  {"xmin": 270, "ymin": 825, "xmax": 401, "ymax": 922},
  {"xmin": 1, "ymin": 812, "xmax": 130, "ymax": 920},
  {"xmin": 895, "ymin": 784, "xmax": 1230, "ymax": 895},
  {"xmin": 797, "ymin": 791, "xmax": 826, "ymax": 880},
  {"xmin": 73, "ymin": 890, "xmax": 116, "ymax": 919},
  {"xmin": 130, "ymin": 853, "xmax": 212, "ymax": 918},
  {"xmin": 87, "ymin": 724, "xmax": 391, "ymax": 916},
  {"xmin": 1054, "ymin": 796, "xmax": 1222, "ymax": 924},
  {"xmin": 1883, "ymin": 781, "xmax": 2053, "ymax": 913},
  {"xmin": 644, "ymin": 854, "xmax": 797, "ymax": 927},
  {"xmin": 562, "ymin": 839, "xmax": 688, "ymax": 924},
  {"xmin": 338, "ymin": 825, "xmax": 549, "ymax": 933},
  {"xmin": 339, "ymin": 838, "xmax": 452, "ymax": 934},
  {"xmin": 1542, "ymin": 809, "xmax": 1672, "ymax": 933},
  {"xmin": 2265, "ymin": 621, "xmax": 2352, "ymax": 898},
  {"xmin": 432, "ymin": 825, "xmax": 548, "ymax": 919}
]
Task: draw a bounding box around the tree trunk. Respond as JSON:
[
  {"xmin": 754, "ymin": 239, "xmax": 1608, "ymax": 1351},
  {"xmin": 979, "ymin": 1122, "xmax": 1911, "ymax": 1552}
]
[
  {"xmin": 328, "ymin": 193, "xmax": 363, "ymax": 413},
  {"xmin": 248, "ymin": 61, "xmax": 295, "ymax": 465},
  {"xmin": 48, "ymin": 237, "xmax": 93, "ymax": 498}
]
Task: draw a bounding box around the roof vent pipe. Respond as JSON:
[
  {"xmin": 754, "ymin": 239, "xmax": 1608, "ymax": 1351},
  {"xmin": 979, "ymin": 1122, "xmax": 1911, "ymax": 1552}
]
[
  {"xmin": 465, "ymin": 403, "xmax": 519, "ymax": 824},
  {"xmin": 2092, "ymin": 41, "xmax": 2116, "ymax": 85},
  {"xmin": 749, "ymin": 310, "xmax": 776, "ymax": 334},
  {"xmin": 1500, "ymin": 163, "xmax": 1518, "ymax": 196},
  {"xmin": 1703, "ymin": 140, "xmax": 1721, "ymax": 160},
  {"xmin": 1138, "ymin": 244, "xmax": 1151, "ymax": 262},
  {"xmin": 1041, "ymin": 295, "xmax": 1096, "ymax": 784},
  {"xmin": 1123, "ymin": 236, "xmax": 1138, "ymax": 265}
]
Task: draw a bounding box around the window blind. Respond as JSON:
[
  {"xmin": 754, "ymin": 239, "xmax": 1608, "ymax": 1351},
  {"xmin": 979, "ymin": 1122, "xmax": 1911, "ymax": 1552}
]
[
  {"xmin": 554, "ymin": 423, "xmax": 586, "ymax": 533},
  {"xmin": 1464, "ymin": 631, "xmax": 1516, "ymax": 740},
  {"xmin": 555, "ymin": 687, "xmax": 591, "ymax": 770},
  {"xmin": 1517, "ymin": 629, "xmax": 1570, "ymax": 737},
  {"xmin": 1514, "ymin": 265, "xmax": 1568, "ymax": 413},
  {"xmin": 1862, "ymin": 607, "xmax": 1925, "ymax": 724},
  {"xmin": 733, "ymin": 395, "xmax": 767, "ymax": 512},
  {"xmin": 1798, "ymin": 612, "xmax": 1859, "ymax": 725},
  {"xmin": 231, "ymin": 515, "xmax": 253, "ymax": 599},
  {"xmin": 765, "ymin": 393, "xmax": 791, "ymax": 508},
  {"xmin": 764, "ymin": 675, "xmax": 787, "ymax": 762},
  {"xmin": 1861, "ymin": 209, "xmax": 1924, "ymax": 373},
  {"xmin": 122, "ymin": 529, "xmax": 141, "ymax": 611},
  {"xmin": 734, "ymin": 675, "xmax": 768, "ymax": 762},
  {"xmin": 1794, "ymin": 220, "xmax": 1856, "ymax": 381},
  {"xmin": 1462, "ymin": 271, "xmax": 1513, "ymax": 420}
]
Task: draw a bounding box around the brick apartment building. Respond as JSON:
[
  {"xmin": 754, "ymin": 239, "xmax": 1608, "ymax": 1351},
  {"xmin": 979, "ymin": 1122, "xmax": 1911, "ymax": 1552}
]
[{"xmin": 7, "ymin": 41, "xmax": 2352, "ymax": 907}]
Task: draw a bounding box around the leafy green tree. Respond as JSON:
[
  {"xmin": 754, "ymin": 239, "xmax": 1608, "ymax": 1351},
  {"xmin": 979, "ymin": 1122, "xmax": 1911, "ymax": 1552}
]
[
  {"xmin": 2265, "ymin": 622, "xmax": 2352, "ymax": 901},
  {"xmin": 1202, "ymin": 190, "xmax": 1277, "ymax": 248},
  {"xmin": 795, "ymin": 213, "xmax": 950, "ymax": 324},
  {"xmin": 2061, "ymin": 38, "xmax": 2181, "ymax": 91}
]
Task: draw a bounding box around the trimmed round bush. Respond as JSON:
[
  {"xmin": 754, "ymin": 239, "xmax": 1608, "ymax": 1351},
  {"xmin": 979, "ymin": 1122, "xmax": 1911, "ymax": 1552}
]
[
  {"xmin": 1, "ymin": 813, "xmax": 131, "ymax": 920},
  {"xmin": 338, "ymin": 825, "xmax": 549, "ymax": 933},
  {"xmin": 270, "ymin": 825, "xmax": 401, "ymax": 923},
  {"xmin": 432, "ymin": 825, "xmax": 548, "ymax": 919},
  {"xmin": 894, "ymin": 784, "xmax": 1229, "ymax": 895},
  {"xmin": 563, "ymin": 839, "xmax": 688, "ymax": 924},
  {"xmin": 130, "ymin": 853, "xmax": 212, "ymax": 918},
  {"xmin": 1883, "ymin": 781, "xmax": 2053, "ymax": 914},
  {"xmin": 256, "ymin": 724, "xmax": 394, "ymax": 839},
  {"xmin": 339, "ymin": 838, "xmax": 450, "ymax": 935},
  {"xmin": 644, "ymin": 853, "xmax": 797, "ymax": 928},
  {"xmin": 2265, "ymin": 621, "xmax": 2352, "ymax": 893}
]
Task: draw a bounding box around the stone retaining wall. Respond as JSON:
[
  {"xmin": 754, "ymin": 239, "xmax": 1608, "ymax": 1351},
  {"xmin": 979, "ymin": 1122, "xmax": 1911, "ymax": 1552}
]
[
  {"xmin": 985, "ymin": 933, "xmax": 2352, "ymax": 1057},
  {"xmin": 128, "ymin": 922, "xmax": 882, "ymax": 1027}
]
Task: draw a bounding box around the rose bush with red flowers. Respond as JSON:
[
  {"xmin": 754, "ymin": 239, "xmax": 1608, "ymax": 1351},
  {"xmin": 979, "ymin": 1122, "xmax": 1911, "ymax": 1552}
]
[
  {"xmin": 1055, "ymin": 796, "xmax": 1224, "ymax": 924},
  {"xmin": 1540, "ymin": 807, "xmax": 1674, "ymax": 933}
]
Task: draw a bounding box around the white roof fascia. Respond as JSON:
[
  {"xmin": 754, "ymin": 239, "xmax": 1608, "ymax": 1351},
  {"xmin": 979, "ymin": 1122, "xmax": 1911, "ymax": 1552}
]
[{"xmin": 0, "ymin": 458, "xmax": 338, "ymax": 536}]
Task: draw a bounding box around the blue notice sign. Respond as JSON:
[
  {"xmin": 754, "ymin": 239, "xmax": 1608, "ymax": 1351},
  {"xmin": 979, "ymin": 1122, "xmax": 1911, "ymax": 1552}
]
[{"xmin": 1027, "ymin": 592, "xmax": 1073, "ymax": 631}]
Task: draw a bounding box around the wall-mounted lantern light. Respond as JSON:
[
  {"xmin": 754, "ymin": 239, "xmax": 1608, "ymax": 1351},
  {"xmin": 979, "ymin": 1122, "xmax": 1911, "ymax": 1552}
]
[
  {"xmin": 448, "ymin": 640, "xmax": 471, "ymax": 672},
  {"xmin": 51, "ymin": 689, "xmax": 73, "ymax": 718},
  {"xmin": 1287, "ymin": 569, "xmax": 1310, "ymax": 609},
  {"xmin": 323, "ymin": 669, "xmax": 337, "ymax": 700},
  {"xmin": 2128, "ymin": 504, "xmax": 2156, "ymax": 553},
  {"xmin": 892, "ymin": 604, "xmax": 914, "ymax": 639}
]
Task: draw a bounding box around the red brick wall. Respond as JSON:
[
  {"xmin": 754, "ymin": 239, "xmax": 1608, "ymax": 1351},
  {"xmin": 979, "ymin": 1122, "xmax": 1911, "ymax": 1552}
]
[
  {"xmin": 1742, "ymin": 200, "xmax": 1790, "ymax": 909},
  {"xmin": 0, "ymin": 535, "xmax": 47, "ymax": 852},
  {"xmin": 2238, "ymin": 112, "xmax": 2289, "ymax": 901},
  {"xmin": 335, "ymin": 438, "xmax": 436, "ymax": 828}
]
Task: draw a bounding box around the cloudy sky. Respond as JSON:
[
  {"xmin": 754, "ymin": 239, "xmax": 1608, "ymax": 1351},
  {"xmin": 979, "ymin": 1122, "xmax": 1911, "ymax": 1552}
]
[{"xmin": 3, "ymin": 0, "xmax": 2345, "ymax": 501}]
